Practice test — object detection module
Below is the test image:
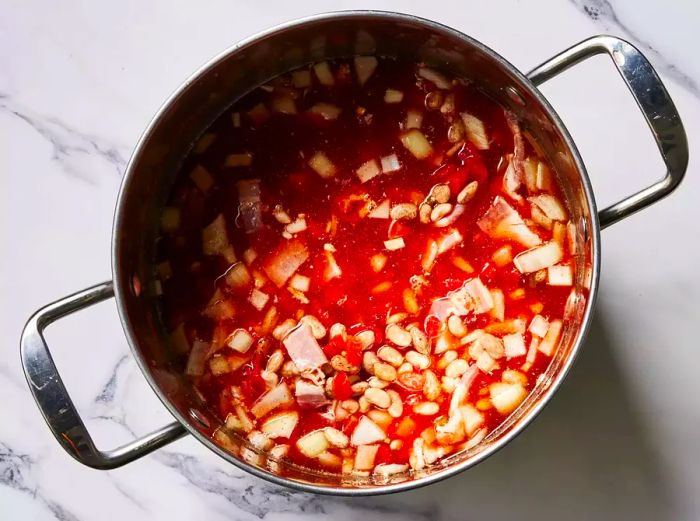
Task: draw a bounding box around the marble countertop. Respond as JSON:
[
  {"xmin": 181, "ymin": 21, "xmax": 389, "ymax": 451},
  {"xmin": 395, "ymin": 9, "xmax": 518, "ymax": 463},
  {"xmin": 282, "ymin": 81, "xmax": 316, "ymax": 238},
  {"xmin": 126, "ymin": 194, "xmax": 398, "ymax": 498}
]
[{"xmin": 2, "ymin": 1, "xmax": 699, "ymax": 519}]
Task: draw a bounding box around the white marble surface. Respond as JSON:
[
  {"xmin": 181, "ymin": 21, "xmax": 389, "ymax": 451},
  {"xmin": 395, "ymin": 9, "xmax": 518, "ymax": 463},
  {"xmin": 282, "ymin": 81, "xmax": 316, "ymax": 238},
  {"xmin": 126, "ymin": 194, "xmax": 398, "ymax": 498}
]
[{"xmin": 2, "ymin": 1, "xmax": 699, "ymax": 519}]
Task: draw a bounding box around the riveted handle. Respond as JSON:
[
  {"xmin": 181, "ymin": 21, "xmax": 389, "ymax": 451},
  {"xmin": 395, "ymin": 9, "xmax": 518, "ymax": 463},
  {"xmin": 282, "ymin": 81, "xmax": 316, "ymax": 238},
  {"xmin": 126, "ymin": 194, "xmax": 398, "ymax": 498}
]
[
  {"xmin": 20, "ymin": 281, "xmax": 187, "ymax": 469},
  {"xmin": 528, "ymin": 35, "xmax": 688, "ymax": 228}
]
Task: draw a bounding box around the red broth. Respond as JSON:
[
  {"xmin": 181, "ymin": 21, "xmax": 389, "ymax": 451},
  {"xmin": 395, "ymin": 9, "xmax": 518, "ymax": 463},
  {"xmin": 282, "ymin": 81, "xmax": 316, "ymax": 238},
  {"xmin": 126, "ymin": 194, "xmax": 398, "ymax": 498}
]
[{"xmin": 156, "ymin": 57, "xmax": 582, "ymax": 475}]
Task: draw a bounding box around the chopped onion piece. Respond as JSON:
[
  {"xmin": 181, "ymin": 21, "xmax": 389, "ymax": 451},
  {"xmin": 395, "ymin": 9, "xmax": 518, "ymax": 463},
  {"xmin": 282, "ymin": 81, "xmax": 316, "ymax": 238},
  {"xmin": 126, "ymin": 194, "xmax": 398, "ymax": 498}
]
[
  {"xmin": 291, "ymin": 70, "xmax": 312, "ymax": 88},
  {"xmin": 203, "ymin": 289, "xmax": 235, "ymax": 321},
  {"xmin": 355, "ymin": 56, "xmax": 378, "ymax": 86},
  {"xmin": 285, "ymin": 216, "xmax": 307, "ymax": 234},
  {"xmin": 489, "ymin": 289, "xmax": 505, "ymax": 321},
  {"xmin": 375, "ymin": 463, "xmax": 409, "ymax": 475},
  {"xmin": 418, "ymin": 67, "xmax": 451, "ymax": 89},
  {"xmin": 282, "ymin": 323, "xmax": 328, "ymax": 371},
  {"xmin": 490, "ymin": 382, "xmax": 527, "ymax": 414},
  {"xmin": 547, "ymin": 264, "xmax": 573, "ymax": 286},
  {"xmin": 261, "ymin": 411, "xmax": 299, "ymax": 439},
  {"xmin": 529, "ymin": 315, "xmax": 550, "ymax": 338},
  {"xmin": 405, "ymin": 109, "xmax": 423, "ymax": 129},
  {"xmin": 185, "ymin": 340, "xmax": 209, "ymax": 376},
  {"xmin": 384, "ymin": 237, "xmax": 405, "ymax": 251},
  {"xmin": 248, "ymin": 288, "xmax": 269, "ymax": 311},
  {"xmin": 351, "ymin": 416, "xmax": 386, "ymax": 446},
  {"xmin": 502, "ymin": 157, "xmax": 522, "ymax": 201},
  {"xmin": 169, "ymin": 323, "xmax": 190, "ymax": 355},
  {"xmin": 503, "ymin": 333, "xmax": 527, "ymax": 358},
  {"xmin": 308, "ymin": 151, "xmax": 337, "ymax": 179},
  {"xmin": 313, "ymin": 61, "xmax": 335, "ymax": 85},
  {"xmin": 323, "ymin": 250, "xmax": 342, "ymax": 281},
  {"xmin": 242, "ymin": 248, "xmax": 257, "ymax": 266},
  {"xmin": 384, "ymin": 89, "xmax": 404, "ymax": 103},
  {"xmin": 368, "ymin": 199, "xmax": 390, "ymax": 219},
  {"xmin": 271, "ymin": 94, "xmax": 297, "ymax": 115},
  {"xmin": 354, "ymin": 444, "xmax": 379, "ymax": 470},
  {"xmin": 224, "ymin": 262, "xmax": 251, "ymax": 291},
  {"xmin": 477, "ymin": 197, "xmax": 542, "ymax": 248},
  {"xmin": 505, "ymin": 111, "xmax": 526, "ymax": 183},
  {"xmin": 461, "ymin": 113, "xmax": 489, "ymax": 150},
  {"xmin": 381, "ymin": 154, "xmax": 401, "ymax": 173},
  {"xmin": 251, "ymin": 382, "xmax": 294, "ymax": 418},
  {"xmin": 189, "ymin": 165, "xmax": 213, "ymax": 193},
  {"xmin": 460, "ymin": 404, "xmax": 485, "ymax": 437},
  {"xmin": 309, "ymin": 102, "xmax": 342, "ymax": 120},
  {"xmin": 400, "ymin": 129, "xmax": 433, "ymax": 159},
  {"xmin": 513, "ymin": 242, "xmax": 563, "ymax": 274},
  {"xmin": 434, "ymin": 203, "xmax": 466, "ymax": 228},
  {"xmin": 538, "ymin": 319, "xmax": 562, "ymax": 356},
  {"xmin": 227, "ymin": 328, "xmax": 254, "ymax": 353},
  {"xmin": 296, "ymin": 430, "xmax": 329, "ymax": 459},
  {"xmin": 247, "ymin": 103, "xmax": 269, "ymax": 125},
  {"xmin": 530, "ymin": 194, "xmax": 568, "ymax": 221},
  {"xmin": 536, "ymin": 161, "xmax": 553, "ymax": 191},
  {"xmin": 523, "ymin": 157, "xmax": 539, "ymax": 193},
  {"xmin": 224, "ymin": 152, "xmax": 253, "ymax": 167},
  {"xmin": 371, "ymin": 253, "xmax": 387, "ymax": 272},
  {"xmin": 289, "ymin": 273, "xmax": 310, "ymax": 292},
  {"xmin": 356, "ymin": 159, "xmax": 382, "ymax": 183},
  {"xmin": 437, "ymin": 229, "xmax": 463, "ymax": 254},
  {"xmin": 262, "ymin": 239, "xmax": 309, "ymax": 287},
  {"xmin": 193, "ymin": 133, "xmax": 216, "ymax": 154},
  {"xmin": 160, "ymin": 207, "xmax": 180, "ymax": 232},
  {"xmin": 295, "ymin": 379, "xmax": 328, "ymax": 409},
  {"xmin": 202, "ymin": 214, "xmax": 230, "ymax": 256},
  {"xmin": 231, "ymin": 112, "xmax": 241, "ymax": 127}
]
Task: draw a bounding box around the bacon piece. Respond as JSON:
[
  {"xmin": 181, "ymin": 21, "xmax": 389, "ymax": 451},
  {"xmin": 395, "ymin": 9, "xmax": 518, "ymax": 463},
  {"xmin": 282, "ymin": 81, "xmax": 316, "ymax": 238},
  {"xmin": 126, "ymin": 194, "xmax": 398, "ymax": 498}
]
[
  {"xmin": 295, "ymin": 379, "xmax": 328, "ymax": 409},
  {"xmin": 282, "ymin": 323, "xmax": 328, "ymax": 371},
  {"xmin": 477, "ymin": 197, "xmax": 542, "ymax": 248}
]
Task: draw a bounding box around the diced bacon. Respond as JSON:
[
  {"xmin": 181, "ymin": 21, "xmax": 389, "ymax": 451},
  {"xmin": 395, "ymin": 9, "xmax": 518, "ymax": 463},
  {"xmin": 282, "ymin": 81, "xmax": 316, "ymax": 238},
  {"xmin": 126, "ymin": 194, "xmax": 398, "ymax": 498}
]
[
  {"xmin": 351, "ymin": 415, "xmax": 386, "ymax": 446},
  {"xmin": 428, "ymin": 297, "xmax": 454, "ymax": 322},
  {"xmin": 504, "ymin": 111, "xmax": 526, "ymax": 185},
  {"xmin": 282, "ymin": 323, "xmax": 328, "ymax": 371},
  {"xmin": 461, "ymin": 113, "xmax": 489, "ymax": 150},
  {"xmin": 295, "ymin": 379, "xmax": 328, "ymax": 409},
  {"xmin": 503, "ymin": 333, "xmax": 527, "ymax": 358},
  {"xmin": 262, "ymin": 239, "xmax": 309, "ymax": 287},
  {"xmin": 251, "ymin": 382, "xmax": 294, "ymax": 418},
  {"xmin": 513, "ymin": 242, "xmax": 563, "ymax": 274},
  {"xmin": 502, "ymin": 157, "xmax": 522, "ymax": 201},
  {"xmin": 463, "ymin": 278, "xmax": 494, "ymax": 313},
  {"xmin": 477, "ymin": 197, "xmax": 542, "ymax": 248}
]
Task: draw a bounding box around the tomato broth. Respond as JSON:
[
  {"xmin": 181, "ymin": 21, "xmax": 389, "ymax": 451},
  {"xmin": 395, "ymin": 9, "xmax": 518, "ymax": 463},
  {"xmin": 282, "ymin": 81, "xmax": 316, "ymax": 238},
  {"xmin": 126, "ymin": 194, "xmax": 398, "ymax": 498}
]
[{"xmin": 156, "ymin": 56, "xmax": 581, "ymax": 476}]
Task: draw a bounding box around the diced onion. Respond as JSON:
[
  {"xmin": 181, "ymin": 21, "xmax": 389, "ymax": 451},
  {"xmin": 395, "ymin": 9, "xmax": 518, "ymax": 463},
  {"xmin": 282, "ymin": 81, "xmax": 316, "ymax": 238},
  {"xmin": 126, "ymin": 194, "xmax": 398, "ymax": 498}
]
[
  {"xmin": 417, "ymin": 67, "xmax": 451, "ymax": 89},
  {"xmin": 384, "ymin": 237, "xmax": 405, "ymax": 251},
  {"xmin": 381, "ymin": 154, "xmax": 401, "ymax": 173},
  {"xmin": 513, "ymin": 242, "xmax": 563, "ymax": 274},
  {"xmin": 370, "ymin": 253, "xmax": 387, "ymax": 272},
  {"xmin": 262, "ymin": 239, "xmax": 310, "ymax": 287},
  {"xmin": 251, "ymin": 382, "xmax": 294, "ymax": 418},
  {"xmin": 489, "ymin": 289, "xmax": 505, "ymax": 321},
  {"xmin": 308, "ymin": 151, "xmax": 337, "ymax": 179},
  {"xmin": 309, "ymin": 103, "xmax": 342, "ymax": 120},
  {"xmin": 405, "ymin": 109, "xmax": 423, "ymax": 130},
  {"xmin": 185, "ymin": 340, "xmax": 210, "ymax": 376},
  {"xmin": 528, "ymin": 315, "xmax": 550, "ymax": 338},
  {"xmin": 226, "ymin": 153, "xmax": 253, "ymax": 167},
  {"xmin": 323, "ymin": 250, "xmax": 343, "ymax": 281},
  {"xmin": 313, "ymin": 61, "xmax": 335, "ymax": 86},
  {"xmin": 271, "ymin": 94, "xmax": 297, "ymax": 115},
  {"xmin": 477, "ymin": 197, "xmax": 542, "ymax": 248},
  {"xmin": 202, "ymin": 214, "xmax": 230, "ymax": 256},
  {"xmin": 247, "ymin": 103, "xmax": 269, "ymax": 125},
  {"xmin": 168, "ymin": 323, "xmax": 190, "ymax": 355},
  {"xmin": 248, "ymin": 288, "xmax": 269, "ymax": 311},
  {"xmin": 356, "ymin": 159, "xmax": 382, "ymax": 183},
  {"xmin": 538, "ymin": 319, "xmax": 562, "ymax": 356},
  {"xmin": 227, "ymin": 328, "xmax": 254, "ymax": 353},
  {"xmin": 193, "ymin": 133, "xmax": 216, "ymax": 154},
  {"xmin": 503, "ymin": 333, "xmax": 527, "ymax": 358},
  {"xmin": 400, "ymin": 129, "xmax": 433, "ymax": 159},
  {"xmin": 536, "ymin": 161, "xmax": 553, "ymax": 191},
  {"xmin": 297, "ymin": 430, "xmax": 330, "ymax": 458},
  {"xmin": 461, "ymin": 113, "xmax": 489, "ymax": 150},
  {"xmin": 489, "ymin": 381, "xmax": 527, "ymax": 414},
  {"xmin": 355, "ymin": 56, "xmax": 378, "ymax": 86},
  {"xmin": 291, "ymin": 70, "xmax": 312, "ymax": 88},
  {"xmin": 384, "ymin": 89, "xmax": 404, "ymax": 103},
  {"xmin": 529, "ymin": 194, "xmax": 568, "ymax": 221},
  {"xmin": 224, "ymin": 262, "xmax": 251, "ymax": 291},
  {"xmin": 354, "ymin": 444, "xmax": 379, "ymax": 470},
  {"xmin": 368, "ymin": 199, "xmax": 391, "ymax": 219},
  {"xmin": 261, "ymin": 411, "xmax": 299, "ymax": 439},
  {"xmin": 351, "ymin": 416, "xmax": 386, "ymax": 446},
  {"xmin": 547, "ymin": 264, "xmax": 573, "ymax": 286},
  {"xmin": 160, "ymin": 207, "xmax": 180, "ymax": 232},
  {"xmin": 231, "ymin": 112, "xmax": 241, "ymax": 127},
  {"xmin": 189, "ymin": 164, "xmax": 213, "ymax": 193},
  {"xmin": 289, "ymin": 273, "xmax": 310, "ymax": 292}
]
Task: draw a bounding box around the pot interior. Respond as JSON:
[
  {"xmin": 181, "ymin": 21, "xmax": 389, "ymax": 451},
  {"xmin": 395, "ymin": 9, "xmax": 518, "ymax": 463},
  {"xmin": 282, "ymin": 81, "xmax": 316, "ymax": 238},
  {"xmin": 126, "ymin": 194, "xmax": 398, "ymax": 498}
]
[{"xmin": 113, "ymin": 11, "xmax": 596, "ymax": 492}]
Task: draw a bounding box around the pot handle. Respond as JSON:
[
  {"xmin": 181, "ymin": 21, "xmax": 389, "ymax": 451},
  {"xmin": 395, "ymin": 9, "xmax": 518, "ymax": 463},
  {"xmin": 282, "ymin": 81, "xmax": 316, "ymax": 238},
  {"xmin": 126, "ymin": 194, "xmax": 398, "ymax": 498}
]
[
  {"xmin": 527, "ymin": 35, "xmax": 688, "ymax": 229},
  {"xmin": 20, "ymin": 281, "xmax": 187, "ymax": 469}
]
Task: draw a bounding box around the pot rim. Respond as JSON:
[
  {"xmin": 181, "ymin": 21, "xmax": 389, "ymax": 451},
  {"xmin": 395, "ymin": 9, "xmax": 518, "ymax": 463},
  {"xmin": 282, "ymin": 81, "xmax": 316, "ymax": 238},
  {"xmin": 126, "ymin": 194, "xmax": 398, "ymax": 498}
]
[{"xmin": 112, "ymin": 9, "xmax": 600, "ymax": 496}]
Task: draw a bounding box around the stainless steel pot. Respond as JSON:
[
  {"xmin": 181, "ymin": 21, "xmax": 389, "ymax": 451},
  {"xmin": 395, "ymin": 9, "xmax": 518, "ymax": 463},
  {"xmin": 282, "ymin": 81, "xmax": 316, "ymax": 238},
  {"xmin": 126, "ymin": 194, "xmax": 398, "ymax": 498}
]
[{"xmin": 21, "ymin": 11, "xmax": 688, "ymax": 495}]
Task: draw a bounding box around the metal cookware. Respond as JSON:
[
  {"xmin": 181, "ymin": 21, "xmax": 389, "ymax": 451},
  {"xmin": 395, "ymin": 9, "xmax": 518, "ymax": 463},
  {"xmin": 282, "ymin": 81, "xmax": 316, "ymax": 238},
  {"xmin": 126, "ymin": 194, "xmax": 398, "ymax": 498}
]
[{"xmin": 21, "ymin": 11, "xmax": 687, "ymax": 495}]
